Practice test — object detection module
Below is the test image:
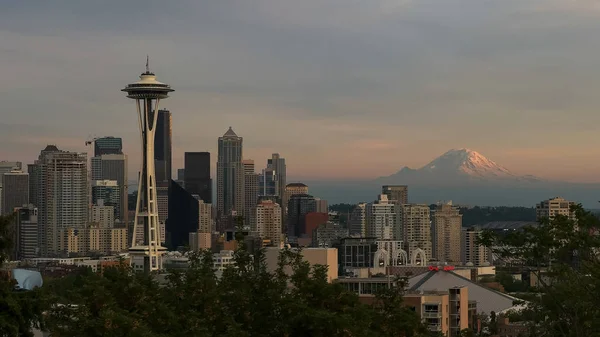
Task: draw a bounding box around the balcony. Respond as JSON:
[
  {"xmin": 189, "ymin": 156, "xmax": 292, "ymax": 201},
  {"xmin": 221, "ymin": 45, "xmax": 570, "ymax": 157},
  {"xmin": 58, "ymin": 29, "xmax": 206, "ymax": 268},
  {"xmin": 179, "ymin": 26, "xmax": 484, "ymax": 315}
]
[
  {"xmin": 427, "ymin": 324, "xmax": 442, "ymax": 331},
  {"xmin": 423, "ymin": 312, "xmax": 442, "ymax": 319}
]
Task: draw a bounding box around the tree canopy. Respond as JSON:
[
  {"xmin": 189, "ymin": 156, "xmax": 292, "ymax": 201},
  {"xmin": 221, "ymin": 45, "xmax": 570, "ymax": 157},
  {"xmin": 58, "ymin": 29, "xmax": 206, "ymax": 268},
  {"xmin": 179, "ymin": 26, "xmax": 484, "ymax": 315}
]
[
  {"xmin": 0, "ymin": 214, "xmax": 45, "ymax": 337},
  {"xmin": 42, "ymin": 248, "xmax": 427, "ymax": 337},
  {"xmin": 0, "ymin": 211, "xmax": 428, "ymax": 337},
  {"xmin": 480, "ymin": 204, "xmax": 600, "ymax": 337}
]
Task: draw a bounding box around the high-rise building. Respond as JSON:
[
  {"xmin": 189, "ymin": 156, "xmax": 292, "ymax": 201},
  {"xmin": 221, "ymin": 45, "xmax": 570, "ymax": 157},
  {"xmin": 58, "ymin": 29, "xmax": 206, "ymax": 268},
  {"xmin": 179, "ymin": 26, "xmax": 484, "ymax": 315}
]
[
  {"xmin": 122, "ymin": 61, "xmax": 173, "ymax": 272},
  {"xmin": 401, "ymin": 204, "xmax": 432, "ymax": 264},
  {"xmin": 0, "ymin": 161, "xmax": 21, "ymax": 175},
  {"xmin": 304, "ymin": 212, "xmax": 329, "ymax": 240},
  {"xmin": 259, "ymin": 166, "xmax": 278, "ymax": 199},
  {"xmin": 29, "ymin": 145, "xmax": 88, "ymax": 257},
  {"xmin": 13, "ymin": 205, "xmax": 38, "ymax": 260},
  {"xmin": 176, "ymin": 168, "xmax": 185, "ymax": 187},
  {"xmin": 284, "ymin": 183, "xmax": 308, "ymax": 214},
  {"xmin": 349, "ymin": 203, "xmax": 367, "ymax": 236},
  {"xmin": 312, "ymin": 222, "xmax": 348, "ymax": 248},
  {"xmin": 255, "ymin": 199, "xmax": 282, "ymax": 247},
  {"xmin": 91, "ymin": 180, "xmax": 120, "ymax": 220},
  {"xmin": 382, "ymin": 185, "xmax": 408, "ymax": 205},
  {"xmin": 287, "ymin": 194, "xmax": 316, "ymax": 237},
  {"xmin": 155, "ymin": 109, "xmax": 172, "ymax": 184},
  {"xmin": 259, "ymin": 154, "xmax": 286, "ymax": 204},
  {"xmin": 0, "ymin": 161, "xmax": 22, "ymax": 214},
  {"xmin": 88, "ymin": 225, "xmax": 128, "ymax": 255},
  {"xmin": 432, "ymin": 203, "xmax": 462, "ymax": 263},
  {"xmin": 187, "ymin": 198, "xmax": 213, "ymax": 251},
  {"xmin": 94, "ymin": 137, "xmax": 123, "ymax": 156},
  {"xmin": 366, "ymin": 194, "xmax": 399, "ymax": 241},
  {"xmin": 270, "ymin": 154, "xmax": 286, "ymax": 205},
  {"xmin": 91, "ymin": 203, "xmax": 115, "ymax": 228},
  {"xmin": 216, "ymin": 127, "xmax": 244, "ymax": 217},
  {"xmin": 157, "ymin": 186, "xmax": 169, "ymax": 244},
  {"xmin": 315, "ymin": 198, "xmax": 328, "ymax": 213},
  {"xmin": 91, "ymin": 154, "xmax": 128, "ymax": 224},
  {"xmin": 536, "ymin": 197, "xmax": 575, "ymax": 221},
  {"xmin": 243, "ymin": 159, "xmax": 259, "ymax": 228},
  {"xmin": 184, "ymin": 152, "xmax": 211, "ymax": 203},
  {"xmin": 461, "ymin": 227, "xmax": 489, "ymax": 266},
  {"xmin": 1, "ymin": 170, "xmax": 29, "ymax": 215},
  {"xmin": 167, "ymin": 180, "xmax": 213, "ymax": 250}
]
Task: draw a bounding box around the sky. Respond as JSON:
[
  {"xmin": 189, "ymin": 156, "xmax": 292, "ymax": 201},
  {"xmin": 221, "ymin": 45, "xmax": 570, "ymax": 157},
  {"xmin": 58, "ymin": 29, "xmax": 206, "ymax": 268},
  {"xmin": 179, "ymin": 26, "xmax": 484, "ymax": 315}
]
[{"xmin": 1, "ymin": 0, "xmax": 600, "ymax": 182}]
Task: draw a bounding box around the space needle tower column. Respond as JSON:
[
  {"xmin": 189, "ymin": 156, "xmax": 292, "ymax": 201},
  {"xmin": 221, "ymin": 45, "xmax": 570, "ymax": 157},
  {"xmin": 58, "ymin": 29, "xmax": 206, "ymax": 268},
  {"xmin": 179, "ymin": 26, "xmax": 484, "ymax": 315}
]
[{"xmin": 122, "ymin": 58, "xmax": 173, "ymax": 273}]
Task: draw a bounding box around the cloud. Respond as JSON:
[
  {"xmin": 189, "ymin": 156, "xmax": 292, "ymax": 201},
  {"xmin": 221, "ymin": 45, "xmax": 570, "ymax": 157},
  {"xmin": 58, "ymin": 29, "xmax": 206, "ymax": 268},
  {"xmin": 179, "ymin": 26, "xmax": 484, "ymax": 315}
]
[{"xmin": 1, "ymin": 0, "xmax": 600, "ymax": 181}]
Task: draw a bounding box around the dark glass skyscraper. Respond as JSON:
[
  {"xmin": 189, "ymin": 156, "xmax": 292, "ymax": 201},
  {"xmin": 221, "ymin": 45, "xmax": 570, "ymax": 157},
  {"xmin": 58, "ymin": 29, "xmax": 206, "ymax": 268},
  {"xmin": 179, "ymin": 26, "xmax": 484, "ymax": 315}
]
[
  {"xmin": 287, "ymin": 193, "xmax": 316, "ymax": 238},
  {"xmin": 154, "ymin": 109, "xmax": 172, "ymax": 184},
  {"xmin": 184, "ymin": 152, "xmax": 212, "ymax": 203},
  {"xmin": 217, "ymin": 127, "xmax": 244, "ymax": 217},
  {"xmin": 94, "ymin": 137, "xmax": 123, "ymax": 156},
  {"xmin": 166, "ymin": 179, "xmax": 198, "ymax": 250}
]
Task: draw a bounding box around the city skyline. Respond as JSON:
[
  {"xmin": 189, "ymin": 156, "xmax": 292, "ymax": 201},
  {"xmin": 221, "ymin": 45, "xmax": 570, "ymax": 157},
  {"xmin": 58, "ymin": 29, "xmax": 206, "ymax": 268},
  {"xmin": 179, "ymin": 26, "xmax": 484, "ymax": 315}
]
[{"xmin": 3, "ymin": 1, "xmax": 600, "ymax": 181}]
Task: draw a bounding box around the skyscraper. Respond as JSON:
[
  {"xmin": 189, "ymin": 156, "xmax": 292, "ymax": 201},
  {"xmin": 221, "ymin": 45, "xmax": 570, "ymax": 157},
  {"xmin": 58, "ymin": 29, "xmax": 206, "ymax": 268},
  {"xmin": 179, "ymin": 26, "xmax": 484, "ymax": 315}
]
[
  {"xmin": 216, "ymin": 127, "xmax": 244, "ymax": 217},
  {"xmin": 91, "ymin": 154, "xmax": 128, "ymax": 224},
  {"xmin": 259, "ymin": 166, "xmax": 278, "ymax": 198},
  {"xmin": 270, "ymin": 153, "xmax": 286, "ymax": 204},
  {"xmin": 94, "ymin": 137, "xmax": 123, "ymax": 156},
  {"xmin": 1, "ymin": 170, "xmax": 29, "ymax": 215},
  {"xmin": 243, "ymin": 159, "xmax": 259, "ymax": 228},
  {"xmin": 184, "ymin": 152, "xmax": 211, "ymax": 203},
  {"xmin": 400, "ymin": 204, "xmax": 432, "ymax": 264},
  {"xmin": 382, "ymin": 185, "xmax": 408, "ymax": 205},
  {"xmin": 349, "ymin": 203, "xmax": 367, "ymax": 236},
  {"xmin": 155, "ymin": 109, "xmax": 172, "ymax": 184},
  {"xmin": 0, "ymin": 161, "xmax": 22, "ymax": 214},
  {"xmin": 13, "ymin": 205, "xmax": 38, "ymax": 260},
  {"xmin": 166, "ymin": 180, "xmax": 201, "ymax": 250},
  {"xmin": 91, "ymin": 180, "xmax": 120, "ymax": 218},
  {"xmin": 29, "ymin": 145, "xmax": 88, "ymax": 257},
  {"xmin": 284, "ymin": 183, "xmax": 308, "ymax": 214},
  {"xmin": 366, "ymin": 194, "xmax": 399, "ymax": 241},
  {"xmin": 287, "ymin": 194, "xmax": 316, "ymax": 237},
  {"xmin": 255, "ymin": 199, "xmax": 282, "ymax": 247},
  {"xmin": 432, "ymin": 203, "xmax": 462, "ymax": 263}
]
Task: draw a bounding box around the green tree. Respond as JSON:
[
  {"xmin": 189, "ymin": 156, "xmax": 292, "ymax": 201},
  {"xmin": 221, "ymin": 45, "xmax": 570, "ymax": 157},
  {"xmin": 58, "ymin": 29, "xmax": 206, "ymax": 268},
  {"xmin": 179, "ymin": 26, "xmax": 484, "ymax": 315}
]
[
  {"xmin": 0, "ymin": 214, "xmax": 44, "ymax": 336},
  {"xmin": 43, "ymin": 241, "xmax": 428, "ymax": 336},
  {"xmin": 479, "ymin": 204, "xmax": 600, "ymax": 337}
]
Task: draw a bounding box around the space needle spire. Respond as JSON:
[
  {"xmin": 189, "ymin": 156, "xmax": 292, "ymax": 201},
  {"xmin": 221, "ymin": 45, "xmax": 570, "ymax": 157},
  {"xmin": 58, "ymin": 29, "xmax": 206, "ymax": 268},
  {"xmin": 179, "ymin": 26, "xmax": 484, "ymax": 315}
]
[{"xmin": 122, "ymin": 58, "xmax": 173, "ymax": 273}]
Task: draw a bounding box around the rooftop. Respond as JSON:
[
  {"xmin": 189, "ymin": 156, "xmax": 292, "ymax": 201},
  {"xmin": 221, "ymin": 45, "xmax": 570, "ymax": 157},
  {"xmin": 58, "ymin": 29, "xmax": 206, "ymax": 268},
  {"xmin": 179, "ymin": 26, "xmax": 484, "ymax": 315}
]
[
  {"xmin": 286, "ymin": 183, "xmax": 308, "ymax": 187},
  {"xmin": 223, "ymin": 127, "xmax": 238, "ymax": 137},
  {"xmin": 477, "ymin": 221, "xmax": 538, "ymax": 230}
]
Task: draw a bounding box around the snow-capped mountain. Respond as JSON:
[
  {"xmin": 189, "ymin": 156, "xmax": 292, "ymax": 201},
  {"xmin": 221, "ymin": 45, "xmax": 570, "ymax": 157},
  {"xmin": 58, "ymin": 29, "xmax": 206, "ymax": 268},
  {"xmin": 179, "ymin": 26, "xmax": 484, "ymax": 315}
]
[
  {"xmin": 419, "ymin": 148, "xmax": 514, "ymax": 178},
  {"xmin": 378, "ymin": 148, "xmax": 541, "ymax": 184}
]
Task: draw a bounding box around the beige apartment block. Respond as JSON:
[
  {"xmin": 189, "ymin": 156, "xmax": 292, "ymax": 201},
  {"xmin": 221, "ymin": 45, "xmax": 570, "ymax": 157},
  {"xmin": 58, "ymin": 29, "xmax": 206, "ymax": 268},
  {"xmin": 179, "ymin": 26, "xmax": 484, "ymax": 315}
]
[
  {"xmin": 264, "ymin": 247, "xmax": 338, "ymax": 282},
  {"xmin": 432, "ymin": 203, "xmax": 462, "ymax": 263},
  {"xmin": 461, "ymin": 227, "xmax": 490, "ymax": 266},
  {"xmin": 401, "ymin": 204, "xmax": 432, "ymax": 263},
  {"xmin": 536, "ymin": 197, "xmax": 575, "ymax": 221},
  {"xmin": 256, "ymin": 200, "xmax": 283, "ymax": 247}
]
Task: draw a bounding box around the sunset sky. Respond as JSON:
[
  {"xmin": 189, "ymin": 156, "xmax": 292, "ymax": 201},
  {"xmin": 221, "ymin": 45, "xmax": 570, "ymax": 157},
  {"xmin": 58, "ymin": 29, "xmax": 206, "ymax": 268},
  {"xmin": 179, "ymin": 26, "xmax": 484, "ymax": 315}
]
[{"xmin": 1, "ymin": 0, "xmax": 600, "ymax": 182}]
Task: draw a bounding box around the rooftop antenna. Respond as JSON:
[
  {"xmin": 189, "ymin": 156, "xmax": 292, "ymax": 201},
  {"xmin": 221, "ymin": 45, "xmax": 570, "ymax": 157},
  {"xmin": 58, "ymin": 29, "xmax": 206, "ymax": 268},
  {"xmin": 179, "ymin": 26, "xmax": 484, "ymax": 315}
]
[{"xmin": 146, "ymin": 55, "xmax": 149, "ymax": 73}]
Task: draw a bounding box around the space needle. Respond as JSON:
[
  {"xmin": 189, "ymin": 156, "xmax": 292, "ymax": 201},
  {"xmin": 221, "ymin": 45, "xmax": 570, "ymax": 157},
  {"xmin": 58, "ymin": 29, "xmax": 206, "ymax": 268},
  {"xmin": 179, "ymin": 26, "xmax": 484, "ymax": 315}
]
[{"xmin": 122, "ymin": 57, "xmax": 173, "ymax": 273}]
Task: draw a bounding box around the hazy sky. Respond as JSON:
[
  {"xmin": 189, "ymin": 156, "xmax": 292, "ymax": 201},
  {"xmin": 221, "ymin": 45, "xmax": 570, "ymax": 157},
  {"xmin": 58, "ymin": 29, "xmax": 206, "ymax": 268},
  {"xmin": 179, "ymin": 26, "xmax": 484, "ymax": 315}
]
[{"xmin": 2, "ymin": 0, "xmax": 600, "ymax": 182}]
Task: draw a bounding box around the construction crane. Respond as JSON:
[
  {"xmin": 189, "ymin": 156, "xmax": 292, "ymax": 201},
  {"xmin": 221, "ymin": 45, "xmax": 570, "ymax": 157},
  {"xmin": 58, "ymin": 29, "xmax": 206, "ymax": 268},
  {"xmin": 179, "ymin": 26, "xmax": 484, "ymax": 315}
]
[{"xmin": 85, "ymin": 135, "xmax": 99, "ymax": 147}]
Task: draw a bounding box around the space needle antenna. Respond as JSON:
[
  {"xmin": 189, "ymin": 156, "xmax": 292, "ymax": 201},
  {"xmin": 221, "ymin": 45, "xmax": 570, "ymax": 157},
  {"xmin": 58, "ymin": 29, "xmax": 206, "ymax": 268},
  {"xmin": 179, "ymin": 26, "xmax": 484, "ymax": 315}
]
[{"xmin": 146, "ymin": 55, "xmax": 149, "ymax": 73}]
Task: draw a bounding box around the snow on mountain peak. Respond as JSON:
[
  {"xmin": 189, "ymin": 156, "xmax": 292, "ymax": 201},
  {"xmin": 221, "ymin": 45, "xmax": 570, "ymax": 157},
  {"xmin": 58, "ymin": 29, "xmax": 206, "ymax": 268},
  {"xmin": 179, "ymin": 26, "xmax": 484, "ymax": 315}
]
[{"xmin": 420, "ymin": 148, "xmax": 514, "ymax": 178}]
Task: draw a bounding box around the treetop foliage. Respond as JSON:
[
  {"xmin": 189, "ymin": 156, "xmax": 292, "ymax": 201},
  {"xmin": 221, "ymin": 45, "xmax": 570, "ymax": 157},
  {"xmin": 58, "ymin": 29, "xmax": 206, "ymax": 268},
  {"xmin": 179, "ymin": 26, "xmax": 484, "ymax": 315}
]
[
  {"xmin": 0, "ymin": 213, "xmax": 428, "ymax": 337},
  {"xmin": 479, "ymin": 204, "xmax": 600, "ymax": 337}
]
